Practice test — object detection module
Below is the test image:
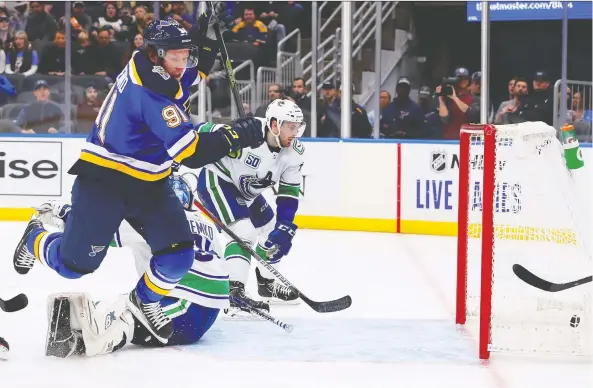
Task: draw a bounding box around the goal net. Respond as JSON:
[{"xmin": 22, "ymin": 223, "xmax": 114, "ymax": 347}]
[{"xmin": 455, "ymin": 123, "xmax": 592, "ymax": 359}]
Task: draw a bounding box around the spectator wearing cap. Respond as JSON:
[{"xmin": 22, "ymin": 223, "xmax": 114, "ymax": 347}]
[
  {"xmin": 60, "ymin": 1, "xmax": 92, "ymax": 40},
  {"xmin": 436, "ymin": 67, "xmax": 473, "ymax": 140},
  {"xmin": 76, "ymin": 84, "xmax": 103, "ymax": 133},
  {"xmin": 367, "ymin": 90, "xmax": 391, "ymax": 128},
  {"xmin": 88, "ymin": 27, "xmax": 122, "ymax": 79},
  {"xmin": 380, "ymin": 78, "xmax": 423, "ymax": 139},
  {"xmin": 38, "ymin": 29, "xmax": 66, "ymax": 75},
  {"xmin": 467, "ymin": 71, "xmax": 493, "ymax": 123},
  {"xmin": 8, "ymin": 2, "xmax": 28, "ymax": 32},
  {"xmin": 514, "ymin": 70, "xmax": 554, "ymax": 126},
  {"xmin": 25, "ymin": 1, "xmax": 57, "ymax": 42},
  {"xmin": 418, "ymin": 86, "xmax": 442, "ymax": 138},
  {"xmin": 318, "ymin": 82, "xmax": 372, "ymax": 138},
  {"xmin": 15, "ymin": 79, "xmax": 64, "ymax": 134},
  {"xmin": 232, "ymin": 7, "xmax": 267, "ymax": 47},
  {"xmin": 4, "ymin": 30, "xmax": 38, "ymax": 76},
  {"xmin": 494, "ymin": 77, "xmax": 528, "ymax": 125}
]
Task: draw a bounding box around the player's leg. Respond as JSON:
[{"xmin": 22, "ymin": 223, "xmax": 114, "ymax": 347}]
[
  {"xmin": 132, "ymin": 297, "xmax": 220, "ymax": 346},
  {"xmin": 124, "ymin": 178, "xmax": 195, "ymax": 342},
  {"xmin": 196, "ymin": 170, "xmax": 269, "ymax": 314},
  {"xmin": 14, "ymin": 176, "xmax": 124, "ymax": 279},
  {"xmin": 250, "ymin": 195, "xmax": 300, "ymax": 304}
]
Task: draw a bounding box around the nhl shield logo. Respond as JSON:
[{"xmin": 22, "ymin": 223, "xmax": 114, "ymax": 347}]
[{"xmin": 430, "ymin": 150, "xmax": 447, "ymax": 172}]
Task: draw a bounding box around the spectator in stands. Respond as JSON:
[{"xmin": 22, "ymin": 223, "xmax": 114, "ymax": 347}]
[
  {"xmin": 507, "ymin": 77, "xmax": 517, "ymax": 100},
  {"xmin": 128, "ymin": 5, "xmax": 148, "ymax": 39},
  {"xmin": 122, "ymin": 33, "xmax": 144, "ymax": 67},
  {"xmin": 318, "ymin": 82, "xmax": 372, "ymax": 138},
  {"xmin": 232, "ymin": 8, "xmax": 267, "ymax": 47},
  {"xmin": 0, "ymin": 15, "xmax": 12, "ymax": 51},
  {"xmin": 60, "ymin": 1, "xmax": 92, "ymax": 39},
  {"xmin": 0, "ymin": 46, "xmax": 4, "ymax": 74},
  {"xmin": 291, "ymin": 77, "xmax": 312, "ymax": 135},
  {"xmin": 15, "ymin": 79, "xmax": 63, "ymax": 134},
  {"xmin": 418, "ymin": 86, "xmax": 442, "ymax": 138},
  {"xmin": 255, "ymin": 83, "xmax": 281, "ymax": 117},
  {"xmin": 514, "ymin": 70, "xmax": 554, "ymax": 126},
  {"xmin": 72, "ymin": 30, "xmax": 93, "ymax": 75},
  {"xmin": 437, "ymin": 67, "xmax": 473, "ymax": 139},
  {"xmin": 467, "ymin": 71, "xmax": 493, "ymax": 123},
  {"xmin": 493, "ymin": 77, "xmax": 527, "ymax": 125},
  {"xmin": 88, "ymin": 27, "xmax": 122, "ymax": 79},
  {"xmin": 117, "ymin": 6, "xmax": 135, "ymax": 41},
  {"xmin": 571, "ymin": 91, "xmax": 592, "ymax": 142},
  {"xmin": 93, "ymin": 3, "xmax": 123, "ymax": 40},
  {"xmin": 380, "ymin": 78, "xmax": 423, "ymax": 139},
  {"xmin": 39, "ymin": 29, "xmax": 66, "ymax": 75},
  {"xmin": 7, "ymin": 2, "xmax": 28, "ymax": 33},
  {"xmin": 367, "ymin": 90, "xmax": 391, "ymax": 128},
  {"xmin": 25, "ymin": 1, "xmax": 57, "ymax": 42},
  {"xmin": 257, "ymin": 3, "xmax": 286, "ymax": 43},
  {"xmin": 76, "ymin": 84, "xmax": 102, "ymax": 133},
  {"xmin": 167, "ymin": 1, "xmax": 194, "ymax": 31},
  {"xmin": 4, "ymin": 31, "xmax": 38, "ymax": 76}
]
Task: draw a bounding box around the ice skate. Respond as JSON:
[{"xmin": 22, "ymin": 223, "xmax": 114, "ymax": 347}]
[
  {"xmin": 223, "ymin": 281, "xmax": 270, "ymax": 320},
  {"xmin": 126, "ymin": 290, "xmax": 172, "ymax": 344},
  {"xmin": 256, "ymin": 268, "xmax": 300, "ymax": 305},
  {"xmin": 13, "ymin": 216, "xmax": 43, "ymax": 275}
]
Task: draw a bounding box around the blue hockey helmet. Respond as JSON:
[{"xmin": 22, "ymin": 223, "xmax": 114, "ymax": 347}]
[
  {"xmin": 143, "ymin": 19, "xmax": 199, "ymax": 68},
  {"xmin": 169, "ymin": 174, "xmax": 194, "ymax": 211}
]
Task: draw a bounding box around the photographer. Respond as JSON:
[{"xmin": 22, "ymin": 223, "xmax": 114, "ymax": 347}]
[{"xmin": 436, "ymin": 67, "xmax": 473, "ymax": 139}]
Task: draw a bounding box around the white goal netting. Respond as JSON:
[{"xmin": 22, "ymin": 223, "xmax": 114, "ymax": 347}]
[{"xmin": 459, "ymin": 122, "xmax": 592, "ymax": 356}]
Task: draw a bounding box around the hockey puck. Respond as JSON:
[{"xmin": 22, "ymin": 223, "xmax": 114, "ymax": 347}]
[{"xmin": 570, "ymin": 315, "xmax": 580, "ymax": 328}]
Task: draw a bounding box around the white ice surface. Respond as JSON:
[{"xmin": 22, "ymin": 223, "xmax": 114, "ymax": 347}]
[{"xmin": 0, "ymin": 224, "xmax": 591, "ymax": 388}]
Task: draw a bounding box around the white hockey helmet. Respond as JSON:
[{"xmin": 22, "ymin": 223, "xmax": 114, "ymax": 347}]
[{"xmin": 265, "ymin": 99, "xmax": 306, "ymax": 148}]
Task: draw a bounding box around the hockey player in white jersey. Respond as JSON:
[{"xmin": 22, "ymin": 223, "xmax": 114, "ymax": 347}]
[
  {"xmin": 40, "ymin": 176, "xmax": 229, "ymax": 358},
  {"xmin": 195, "ymin": 99, "xmax": 305, "ymax": 314}
]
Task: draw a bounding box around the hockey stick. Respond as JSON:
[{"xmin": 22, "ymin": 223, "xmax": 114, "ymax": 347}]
[
  {"xmin": 207, "ymin": 1, "xmax": 245, "ymax": 117},
  {"xmin": 194, "ymin": 199, "xmax": 352, "ymax": 313},
  {"xmin": 231, "ymin": 296, "xmax": 293, "ymax": 333},
  {"xmin": 513, "ymin": 264, "xmax": 592, "ymax": 292},
  {"xmin": 0, "ymin": 293, "xmax": 28, "ymax": 312}
]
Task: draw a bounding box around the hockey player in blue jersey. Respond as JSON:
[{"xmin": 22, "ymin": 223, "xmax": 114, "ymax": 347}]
[
  {"xmin": 39, "ymin": 176, "xmax": 229, "ymax": 358},
  {"xmin": 12, "ymin": 7, "xmax": 261, "ymax": 344}
]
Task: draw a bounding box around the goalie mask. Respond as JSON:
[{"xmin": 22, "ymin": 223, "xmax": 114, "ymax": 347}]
[{"xmin": 265, "ymin": 99, "xmax": 306, "ymax": 148}]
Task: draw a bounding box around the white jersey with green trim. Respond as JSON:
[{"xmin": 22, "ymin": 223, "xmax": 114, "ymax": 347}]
[
  {"xmin": 114, "ymin": 211, "xmax": 229, "ymax": 310},
  {"xmin": 196, "ymin": 118, "xmax": 305, "ymax": 203}
]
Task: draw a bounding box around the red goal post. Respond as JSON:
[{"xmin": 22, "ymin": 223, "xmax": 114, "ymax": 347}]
[{"xmin": 455, "ymin": 123, "xmax": 591, "ymax": 360}]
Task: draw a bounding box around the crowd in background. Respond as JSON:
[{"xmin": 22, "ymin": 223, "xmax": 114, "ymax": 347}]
[{"xmin": 0, "ymin": 1, "xmax": 590, "ymax": 141}]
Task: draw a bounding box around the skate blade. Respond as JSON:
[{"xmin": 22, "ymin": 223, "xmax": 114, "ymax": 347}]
[
  {"xmin": 222, "ymin": 308, "xmax": 266, "ymax": 321},
  {"xmin": 262, "ymin": 298, "xmax": 301, "ymax": 306}
]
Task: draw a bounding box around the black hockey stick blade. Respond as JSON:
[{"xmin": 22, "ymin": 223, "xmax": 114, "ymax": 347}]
[
  {"xmin": 300, "ymin": 294, "xmax": 352, "ymax": 313},
  {"xmin": 513, "ymin": 264, "xmax": 592, "ymax": 292},
  {"xmin": 0, "ymin": 293, "xmax": 28, "ymax": 312}
]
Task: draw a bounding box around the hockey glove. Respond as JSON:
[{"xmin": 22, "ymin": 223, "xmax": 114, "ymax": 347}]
[
  {"xmin": 222, "ymin": 117, "xmax": 265, "ymax": 153},
  {"xmin": 198, "ymin": 2, "xmax": 234, "ymax": 41},
  {"xmin": 263, "ymin": 221, "xmax": 298, "ymax": 261}
]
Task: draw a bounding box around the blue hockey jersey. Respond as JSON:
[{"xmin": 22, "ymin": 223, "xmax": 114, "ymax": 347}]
[{"xmin": 77, "ymin": 51, "xmax": 207, "ymax": 182}]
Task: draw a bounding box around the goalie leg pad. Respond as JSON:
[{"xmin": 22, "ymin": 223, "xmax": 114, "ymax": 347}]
[{"xmin": 45, "ymin": 295, "xmax": 84, "ymax": 358}]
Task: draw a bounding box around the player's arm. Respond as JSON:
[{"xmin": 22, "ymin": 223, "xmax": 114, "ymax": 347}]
[
  {"xmin": 261, "ymin": 145, "xmax": 305, "ymax": 260},
  {"xmin": 140, "ymin": 92, "xmax": 264, "ymax": 168}
]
